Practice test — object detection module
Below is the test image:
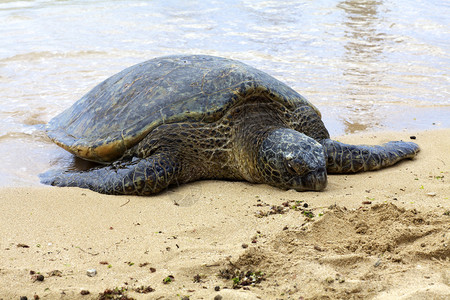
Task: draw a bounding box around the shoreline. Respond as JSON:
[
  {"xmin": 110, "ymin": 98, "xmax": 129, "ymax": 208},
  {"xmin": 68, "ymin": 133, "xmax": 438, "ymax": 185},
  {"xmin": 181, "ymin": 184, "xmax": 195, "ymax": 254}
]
[{"xmin": 1, "ymin": 128, "xmax": 449, "ymax": 299}]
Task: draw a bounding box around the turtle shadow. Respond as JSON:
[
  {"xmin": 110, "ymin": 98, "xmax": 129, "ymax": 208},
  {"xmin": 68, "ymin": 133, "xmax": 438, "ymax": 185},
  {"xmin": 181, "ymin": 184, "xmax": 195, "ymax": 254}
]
[{"xmin": 68, "ymin": 156, "xmax": 101, "ymax": 171}]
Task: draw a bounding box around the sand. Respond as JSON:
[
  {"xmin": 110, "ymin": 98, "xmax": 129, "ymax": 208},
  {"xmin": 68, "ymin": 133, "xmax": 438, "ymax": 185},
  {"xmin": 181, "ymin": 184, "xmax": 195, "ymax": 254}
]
[{"xmin": 0, "ymin": 129, "xmax": 449, "ymax": 300}]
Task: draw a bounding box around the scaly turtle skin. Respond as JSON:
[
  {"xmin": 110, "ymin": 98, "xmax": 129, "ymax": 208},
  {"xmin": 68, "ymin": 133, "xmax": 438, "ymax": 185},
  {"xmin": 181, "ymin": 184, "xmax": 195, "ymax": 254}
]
[{"xmin": 40, "ymin": 55, "xmax": 419, "ymax": 195}]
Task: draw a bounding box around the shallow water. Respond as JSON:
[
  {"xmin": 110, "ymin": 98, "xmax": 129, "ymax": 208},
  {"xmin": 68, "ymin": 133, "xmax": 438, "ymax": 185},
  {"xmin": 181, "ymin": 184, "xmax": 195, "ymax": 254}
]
[{"xmin": 0, "ymin": 0, "xmax": 448, "ymax": 186}]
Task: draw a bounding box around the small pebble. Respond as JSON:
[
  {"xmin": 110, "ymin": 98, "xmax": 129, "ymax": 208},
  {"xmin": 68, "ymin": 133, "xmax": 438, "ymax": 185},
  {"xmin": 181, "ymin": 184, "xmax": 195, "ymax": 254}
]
[
  {"xmin": 193, "ymin": 274, "xmax": 202, "ymax": 283},
  {"xmin": 374, "ymin": 259, "xmax": 382, "ymax": 267},
  {"xmin": 86, "ymin": 269, "xmax": 97, "ymax": 277},
  {"xmin": 314, "ymin": 245, "xmax": 324, "ymax": 252},
  {"xmin": 214, "ymin": 295, "xmax": 223, "ymax": 300},
  {"xmin": 20, "ymin": 297, "xmax": 27, "ymax": 300},
  {"xmin": 35, "ymin": 274, "xmax": 44, "ymax": 282},
  {"xmin": 80, "ymin": 290, "xmax": 90, "ymax": 295},
  {"xmin": 410, "ymin": 136, "xmax": 416, "ymax": 140},
  {"xmin": 214, "ymin": 286, "xmax": 220, "ymax": 291},
  {"xmin": 426, "ymin": 192, "xmax": 437, "ymax": 197},
  {"xmin": 241, "ymin": 243, "xmax": 248, "ymax": 249}
]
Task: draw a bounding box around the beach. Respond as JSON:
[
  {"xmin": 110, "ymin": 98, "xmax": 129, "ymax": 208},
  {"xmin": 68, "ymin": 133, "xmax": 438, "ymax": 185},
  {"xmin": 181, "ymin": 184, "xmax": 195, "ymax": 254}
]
[{"xmin": 1, "ymin": 129, "xmax": 448, "ymax": 299}]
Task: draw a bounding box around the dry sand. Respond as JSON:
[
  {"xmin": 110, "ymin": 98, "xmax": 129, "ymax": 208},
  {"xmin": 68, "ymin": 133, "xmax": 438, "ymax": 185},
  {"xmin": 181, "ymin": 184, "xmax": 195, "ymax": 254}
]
[{"xmin": 0, "ymin": 129, "xmax": 449, "ymax": 300}]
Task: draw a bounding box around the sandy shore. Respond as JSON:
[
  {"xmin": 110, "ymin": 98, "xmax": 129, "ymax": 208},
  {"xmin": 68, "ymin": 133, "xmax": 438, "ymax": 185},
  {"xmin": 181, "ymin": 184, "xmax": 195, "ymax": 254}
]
[{"xmin": 1, "ymin": 129, "xmax": 449, "ymax": 299}]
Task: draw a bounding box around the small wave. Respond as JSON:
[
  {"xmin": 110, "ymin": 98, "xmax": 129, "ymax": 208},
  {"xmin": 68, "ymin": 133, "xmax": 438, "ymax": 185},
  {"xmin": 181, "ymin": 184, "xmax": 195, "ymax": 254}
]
[
  {"xmin": 0, "ymin": 131, "xmax": 32, "ymax": 141},
  {"xmin": 0, "ymin": 1, "xmax": 40, "ymax": 11},
  {"xmin": 0, "ymin": 50, "xmax": 109, "ymax": 63},
  {"xmin": 0, "ymin": 126, "xmax": 49, "ymax": 143}
]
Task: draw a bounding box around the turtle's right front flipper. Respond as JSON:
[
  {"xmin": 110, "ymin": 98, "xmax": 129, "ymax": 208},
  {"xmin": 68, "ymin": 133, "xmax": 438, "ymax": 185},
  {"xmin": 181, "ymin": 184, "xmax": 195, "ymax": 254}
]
[
  {"xmin": 40, "ymin": 153, "xmax": 182, "ymax": 195},
  {"xmin": 322, "ymin": 139, "xmax": 420, "ymax": 174}
]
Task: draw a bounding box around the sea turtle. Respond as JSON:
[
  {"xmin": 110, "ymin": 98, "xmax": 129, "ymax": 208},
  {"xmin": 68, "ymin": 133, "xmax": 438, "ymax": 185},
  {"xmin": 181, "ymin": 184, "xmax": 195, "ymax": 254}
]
[{"xmin": 41, "ymin": 55, "xmax": 419, "ymax": 195}]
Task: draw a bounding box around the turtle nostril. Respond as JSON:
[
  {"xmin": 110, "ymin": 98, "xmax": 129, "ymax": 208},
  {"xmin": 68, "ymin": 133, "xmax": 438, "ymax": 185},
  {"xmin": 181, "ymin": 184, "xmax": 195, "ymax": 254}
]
[{"xmin": 317, "ymin": 166, "xmax": 327, "ymax": 175}]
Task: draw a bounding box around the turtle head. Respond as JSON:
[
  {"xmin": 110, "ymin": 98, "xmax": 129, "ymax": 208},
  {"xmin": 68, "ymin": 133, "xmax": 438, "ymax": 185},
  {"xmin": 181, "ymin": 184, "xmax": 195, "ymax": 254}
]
[{"xmin": 257, "ymin": 128, "xmax": 327, "ymax": 191}]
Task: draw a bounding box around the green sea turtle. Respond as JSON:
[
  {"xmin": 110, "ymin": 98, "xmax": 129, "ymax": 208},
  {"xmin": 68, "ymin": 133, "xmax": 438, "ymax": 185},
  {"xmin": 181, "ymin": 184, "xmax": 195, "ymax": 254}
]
[{"xmin": 40, "ymin": 55, "xmax": 419, "ymax": 195}]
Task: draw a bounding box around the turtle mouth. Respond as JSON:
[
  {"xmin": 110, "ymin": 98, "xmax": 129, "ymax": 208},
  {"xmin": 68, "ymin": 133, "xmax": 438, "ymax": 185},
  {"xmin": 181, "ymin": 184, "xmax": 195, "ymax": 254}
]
[{"xmin": 290, "ymin": 168, "xmax": 327, "ymax": 191}]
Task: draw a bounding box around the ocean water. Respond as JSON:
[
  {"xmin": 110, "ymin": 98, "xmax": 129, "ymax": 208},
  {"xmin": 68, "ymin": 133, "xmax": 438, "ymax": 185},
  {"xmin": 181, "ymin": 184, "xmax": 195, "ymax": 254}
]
[{"xmin": 0, "ymin": 0, "xmax": 448, "ymax": 186}]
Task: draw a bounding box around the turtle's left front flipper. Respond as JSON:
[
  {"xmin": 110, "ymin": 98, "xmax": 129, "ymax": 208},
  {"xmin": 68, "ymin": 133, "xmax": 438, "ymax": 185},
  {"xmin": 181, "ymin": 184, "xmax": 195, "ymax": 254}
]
[
  {"xmin": 322, "ymin": 139, "xmax": 420, "ymax": 174},
  {"xmin": 40, "ymin": 153, "xmax": 182, "ymax": 195}
]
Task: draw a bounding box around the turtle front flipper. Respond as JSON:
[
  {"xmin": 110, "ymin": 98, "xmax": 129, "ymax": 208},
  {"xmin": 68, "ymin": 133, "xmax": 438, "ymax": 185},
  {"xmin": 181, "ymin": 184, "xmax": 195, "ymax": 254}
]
[
  {"xmin": 40, "ymin": 153, "xmax": 182, "ymax": 195},
  {"xmin": 321, "ymin": 139, "xmax": 420, "ymax": 174}
]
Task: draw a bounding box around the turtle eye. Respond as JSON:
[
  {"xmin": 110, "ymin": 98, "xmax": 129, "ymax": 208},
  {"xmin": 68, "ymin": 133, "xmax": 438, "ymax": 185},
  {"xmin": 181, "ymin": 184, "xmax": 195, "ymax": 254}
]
[
  {"xmin": 284, "ymin": 158, "xmax": 308, "ymax": 176},
  {"xmin": 285, "ymin": 159, "xmax": 300, "ymax": 175}
]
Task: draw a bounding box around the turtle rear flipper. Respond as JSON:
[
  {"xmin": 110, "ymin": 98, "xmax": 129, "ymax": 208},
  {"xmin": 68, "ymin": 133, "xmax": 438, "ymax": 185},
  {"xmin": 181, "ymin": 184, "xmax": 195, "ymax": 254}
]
[
  {"xmin": 322, "ymin": 139, "xmax": 420, "ymax": 174},
  {"xmin": 40, "ymin": 153, "xmax": 182, "ymax": 195}
]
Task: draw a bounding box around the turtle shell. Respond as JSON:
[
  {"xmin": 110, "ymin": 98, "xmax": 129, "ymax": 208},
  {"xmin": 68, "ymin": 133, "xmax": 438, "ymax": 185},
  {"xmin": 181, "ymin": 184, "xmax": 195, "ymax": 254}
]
[{"xmin": 47, "ymin": 55, "xmax": 321, "ymax": 162}]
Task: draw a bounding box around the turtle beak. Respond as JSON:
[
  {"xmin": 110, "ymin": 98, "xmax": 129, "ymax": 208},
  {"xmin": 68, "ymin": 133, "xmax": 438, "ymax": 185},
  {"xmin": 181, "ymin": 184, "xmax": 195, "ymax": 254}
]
[{"xmin": 292, "ymin": 167, "xmax": 328, "ymax": 191}]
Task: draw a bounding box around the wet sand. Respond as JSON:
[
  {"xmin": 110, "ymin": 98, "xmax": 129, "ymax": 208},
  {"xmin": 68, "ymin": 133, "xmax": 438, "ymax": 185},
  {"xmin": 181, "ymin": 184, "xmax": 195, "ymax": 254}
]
[{"xmin": 1, "ymin": 129, "xmax": 449, "ymax": 299}]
